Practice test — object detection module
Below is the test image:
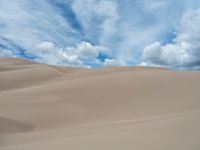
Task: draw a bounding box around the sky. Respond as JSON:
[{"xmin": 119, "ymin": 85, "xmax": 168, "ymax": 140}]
[{"xmin": 0, "ymin": 0, "xmax": 200, "ymax": 69}]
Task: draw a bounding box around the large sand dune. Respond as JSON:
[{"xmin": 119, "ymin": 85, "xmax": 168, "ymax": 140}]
[{"xmin": 0, "ymin": 58, "xmax": 200, "ymax": 150}]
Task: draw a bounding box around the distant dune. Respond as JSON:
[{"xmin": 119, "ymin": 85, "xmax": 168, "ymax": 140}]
[{"xmin": 0, "ymin": 58, "xmax": 200, "ymax": 150}]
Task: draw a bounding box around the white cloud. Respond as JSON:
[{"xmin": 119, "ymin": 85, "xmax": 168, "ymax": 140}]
[
  {"xmin": 0, "ymin": 50, "xmax": 14, "ymax": 58},
  {"xmin": 0, "ymin": 0, "xmax": 80, "ymax": 50},
  {"xmin": 72, "ymin": 0, "xmax": 118, "ymax": 43},
  {"xmin": 75, "ymin": 41, "xmax": 108, "ymax": 60},
  {"xmin": 36, "ymin": 42, "xmax": 56, "ymax": 54},
  {"xmin": 29, "ymin": 41, "xmax": 110, "ymax": 67},
  {"xmin": 141, "ymin": 8, "xmax": 200, "ymax": 69},
  {"xmin": 103, "ymin": 59, "xmax": 123, "ymax": 67}
]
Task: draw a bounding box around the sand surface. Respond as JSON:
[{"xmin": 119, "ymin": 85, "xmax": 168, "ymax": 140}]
[{"xmin": 0, "ymin": 58, "xmax": 200, "ymax": 150}]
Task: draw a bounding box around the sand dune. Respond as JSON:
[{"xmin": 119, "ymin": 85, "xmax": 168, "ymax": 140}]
[{"xmin": 0, "ymin": 58, "xmax": 200, "ymax": 150}]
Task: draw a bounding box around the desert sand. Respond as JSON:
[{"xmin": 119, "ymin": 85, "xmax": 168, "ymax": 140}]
[{"xmin": 0, "ymin": 58, "xmax": 200, "ymax": 150}]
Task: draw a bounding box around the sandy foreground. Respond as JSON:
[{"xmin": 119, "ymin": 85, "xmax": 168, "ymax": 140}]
[{"xmin": 0, "ymin": 58, "xmax": 200, "ymax": 150}]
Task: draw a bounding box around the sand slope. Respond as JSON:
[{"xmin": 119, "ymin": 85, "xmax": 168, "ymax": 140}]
[{"xmin": 0, "ymin": 58, "xmax": 200, "ymax": 150}]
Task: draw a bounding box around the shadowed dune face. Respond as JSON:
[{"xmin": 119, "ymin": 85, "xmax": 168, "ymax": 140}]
[
  {"xmin": 0, "ymin": 67, "xmax": 63, "ymax": 91},
  {"xmin": 0, "ymin": 58, "xmax": 200, "ymax": 150},
  {"xmin": 0, "ymin": 116, "xmax": 34, "ymax": 134}
]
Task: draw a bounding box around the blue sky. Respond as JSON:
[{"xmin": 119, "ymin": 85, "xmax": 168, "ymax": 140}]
[{"xmin": 0, "ymin": 0, "xmax": 200, "ymax": 69}]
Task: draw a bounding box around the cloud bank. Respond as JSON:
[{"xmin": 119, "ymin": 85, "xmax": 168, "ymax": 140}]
[
  {"xmin": 29, "ymin": 41, "xmax": 118, "ymax": 67},
  {"xmin": 141, "ymin": 9, "xmax": 200, "ymax": 69}
]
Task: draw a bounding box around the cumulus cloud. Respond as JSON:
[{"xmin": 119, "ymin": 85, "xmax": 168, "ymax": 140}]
[
  {"xmin": 141, "ymin": 8, "xmax": 200, "ymax": 69},
  {"xmin": 75, "ymin": 41, "xmax": 108, "ymax": 60},
  {"xmin": 28, "ymin": 41, "xmax": 80, "ymax": 66},
  {"xmin": 103, "ymin": 59, "xmax": 123, "ymax": 67},
  {"xmin": 28, "ymin": 41, "xmax": 110, "ymax": 67}
]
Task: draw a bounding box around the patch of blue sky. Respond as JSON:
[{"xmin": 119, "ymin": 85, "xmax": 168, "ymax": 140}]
[
  {"xmin": 97, "ymin": 52, "xmax": 108, "ymax": 62},
  {"xmin": 161, "ymin": 31, "xmax": 177, "ymax": 45}
]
